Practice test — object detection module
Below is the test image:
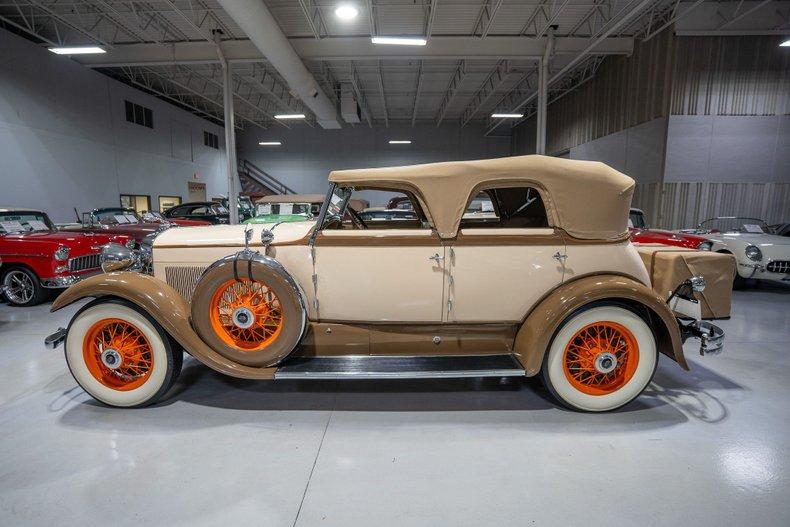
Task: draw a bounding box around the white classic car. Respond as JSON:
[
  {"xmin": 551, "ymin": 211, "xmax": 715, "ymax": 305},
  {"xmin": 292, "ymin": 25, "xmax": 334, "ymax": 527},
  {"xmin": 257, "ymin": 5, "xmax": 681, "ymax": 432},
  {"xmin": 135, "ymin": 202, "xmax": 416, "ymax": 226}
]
[
  {"xmin": 682, "ymin": 217, "xmax": 790, "ymax": 286},
  {"xmin": 45, "ymin": 156, "xmax": 726, "ymax": 412}
]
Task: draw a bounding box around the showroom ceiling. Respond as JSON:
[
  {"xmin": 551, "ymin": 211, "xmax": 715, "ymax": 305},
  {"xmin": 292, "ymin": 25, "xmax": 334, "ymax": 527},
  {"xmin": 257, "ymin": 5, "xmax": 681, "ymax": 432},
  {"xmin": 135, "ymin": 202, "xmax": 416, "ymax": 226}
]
[{"xmin": 0, "ymin": 0, "xmax": 786, "ymax": 133}]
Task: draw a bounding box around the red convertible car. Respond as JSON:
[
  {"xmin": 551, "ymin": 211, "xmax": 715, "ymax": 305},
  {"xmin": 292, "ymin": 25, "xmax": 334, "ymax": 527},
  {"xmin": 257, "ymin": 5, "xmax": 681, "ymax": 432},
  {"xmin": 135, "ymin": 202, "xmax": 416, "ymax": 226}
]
[
  {"xmin": 61, "ymin": 207, "xmax": 209, "ymax": 247},
  {"xmin": 629, "ymin": 208, "xmax": 711, "ymax": 250},
  {"xmin": 0, "ymin": 208, "xmax": 132, "ymax": 306}
]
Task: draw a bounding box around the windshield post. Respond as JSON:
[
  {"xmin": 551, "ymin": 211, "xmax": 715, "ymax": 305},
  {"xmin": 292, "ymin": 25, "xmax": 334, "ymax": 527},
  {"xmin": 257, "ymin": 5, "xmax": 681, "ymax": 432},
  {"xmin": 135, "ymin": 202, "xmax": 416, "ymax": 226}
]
[{"xmin": 310, "ymin": 183, "xmax": 337, "ymax": 245}]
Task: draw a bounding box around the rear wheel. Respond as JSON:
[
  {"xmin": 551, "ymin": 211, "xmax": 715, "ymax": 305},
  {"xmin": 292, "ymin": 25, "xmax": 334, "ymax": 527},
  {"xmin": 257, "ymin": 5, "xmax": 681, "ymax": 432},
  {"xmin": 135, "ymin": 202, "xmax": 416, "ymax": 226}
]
[
  {"xmin": 2, "ymin": 267, "xmax": 46, "ymax": 307},
  {"xmin": 65, "ymin": 299, "xmax": 181, "ymax": 407},
  {"xmin": 541, "ymin": 305, "xmax": 657, "ymax": 412}
]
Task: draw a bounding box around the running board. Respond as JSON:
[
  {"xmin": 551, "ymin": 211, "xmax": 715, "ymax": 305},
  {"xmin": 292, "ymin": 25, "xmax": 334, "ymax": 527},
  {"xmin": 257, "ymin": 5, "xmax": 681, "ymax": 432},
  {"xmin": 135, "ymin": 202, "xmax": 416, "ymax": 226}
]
[{"xmin": 274, "ymin": 355, "xmax": 525, "ymax": 380}]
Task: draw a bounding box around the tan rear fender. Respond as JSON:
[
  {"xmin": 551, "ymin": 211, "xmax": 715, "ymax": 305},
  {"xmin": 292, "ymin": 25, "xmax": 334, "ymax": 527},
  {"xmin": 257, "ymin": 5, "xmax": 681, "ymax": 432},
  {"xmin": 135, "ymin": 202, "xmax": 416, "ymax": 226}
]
[
  {"xmin": 514, "ymin": 274, "xmax": 687, "ymax": 376},
  {"xmin": 50, "ymin": 272, "xmax": 276, "ymax": 380}
]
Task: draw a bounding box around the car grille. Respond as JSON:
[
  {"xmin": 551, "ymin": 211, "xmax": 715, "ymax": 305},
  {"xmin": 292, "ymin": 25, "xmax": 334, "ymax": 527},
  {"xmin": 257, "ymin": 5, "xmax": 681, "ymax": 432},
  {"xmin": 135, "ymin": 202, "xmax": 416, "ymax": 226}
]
[
  {"xmin": 165, "ymin": 266, "xmax": 206, "ymax": 299},
  {"xmin": 767, "ymin": 260, "xmax": 790, "ymax": 274},
  {"xmin": 68, "ymin": 253, "xmax": 101, "ymax": 272}
]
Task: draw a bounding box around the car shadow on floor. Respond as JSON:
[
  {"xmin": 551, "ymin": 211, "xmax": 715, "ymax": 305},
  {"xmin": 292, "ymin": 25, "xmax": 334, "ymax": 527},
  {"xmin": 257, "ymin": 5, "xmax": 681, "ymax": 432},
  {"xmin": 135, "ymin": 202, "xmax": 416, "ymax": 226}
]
[{"xmin": 55, "ymin": 355, "xmax": 745, "ymax": 434}]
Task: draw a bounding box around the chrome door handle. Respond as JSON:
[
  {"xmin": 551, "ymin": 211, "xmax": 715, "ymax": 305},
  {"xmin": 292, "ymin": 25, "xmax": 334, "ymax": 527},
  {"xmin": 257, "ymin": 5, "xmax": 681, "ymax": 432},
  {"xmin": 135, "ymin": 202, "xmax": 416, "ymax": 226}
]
[
  {"xmin": 428, "ymin": 253, "xmax": 444, "ymax": 262},
  {"xmin": 553, "ymin": 251, "xmax": 567, "ymax": 262}
]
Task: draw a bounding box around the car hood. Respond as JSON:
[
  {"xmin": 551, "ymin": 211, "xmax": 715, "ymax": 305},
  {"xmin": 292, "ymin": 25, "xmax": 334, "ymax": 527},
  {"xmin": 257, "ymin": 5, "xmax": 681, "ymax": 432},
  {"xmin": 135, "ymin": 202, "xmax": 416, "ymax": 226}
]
[
  {"xmin": 706, "ymin": 232, "xmax": 790, "ymax": 247},
  {"xmin": 0, "ymin": 230, "xmax": 119, "ymax": 251},
  {"xmin": 153, "ymin": 221, "xmax": 315, "ymax": 248},
  {"xmin": 630, "ymin": 228, "xmax": 705, "ymax": 244}
]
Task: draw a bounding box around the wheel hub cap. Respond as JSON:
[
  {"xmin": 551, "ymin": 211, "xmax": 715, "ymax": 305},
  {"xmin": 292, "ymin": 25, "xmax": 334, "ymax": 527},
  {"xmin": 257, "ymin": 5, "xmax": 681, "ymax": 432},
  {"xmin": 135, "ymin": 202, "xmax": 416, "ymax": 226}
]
[
  {"xmin": 100, "ymin": 348, "xmax": 122, "ymax": 370},
  {"xmin": 594, "ymin": 352, "xmax": 618, "ymax": 374},
  {"xmin": 232, "ymin": 306, "xmax": 255, "ymax": 329}
]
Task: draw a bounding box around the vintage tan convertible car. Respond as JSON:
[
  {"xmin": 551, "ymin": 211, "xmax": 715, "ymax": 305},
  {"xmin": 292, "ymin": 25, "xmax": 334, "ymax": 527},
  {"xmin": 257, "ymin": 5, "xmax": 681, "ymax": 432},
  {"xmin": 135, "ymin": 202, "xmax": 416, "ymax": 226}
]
[{"xmin": 46, "ymin": 156, "xmax": 726, "ymax": 411}]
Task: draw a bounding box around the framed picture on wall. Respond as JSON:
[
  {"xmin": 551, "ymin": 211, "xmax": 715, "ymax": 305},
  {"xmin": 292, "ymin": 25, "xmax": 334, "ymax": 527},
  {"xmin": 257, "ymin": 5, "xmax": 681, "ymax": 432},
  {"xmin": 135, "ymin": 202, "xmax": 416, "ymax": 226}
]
[
  {"xmin": 159, "ymin": 196, "xmax": 182, "ymax": 212},
  {"xmin": 120, "ymin": 194, "xmax": 151, "ymax": 214}
]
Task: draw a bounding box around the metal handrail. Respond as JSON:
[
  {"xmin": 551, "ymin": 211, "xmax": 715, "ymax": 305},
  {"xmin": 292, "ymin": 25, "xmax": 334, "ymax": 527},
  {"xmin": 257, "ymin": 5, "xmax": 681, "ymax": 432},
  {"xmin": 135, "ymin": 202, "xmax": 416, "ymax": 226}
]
[{"xmin": 238, "ymin": 159, "xmax": 295, "ymax": 195}]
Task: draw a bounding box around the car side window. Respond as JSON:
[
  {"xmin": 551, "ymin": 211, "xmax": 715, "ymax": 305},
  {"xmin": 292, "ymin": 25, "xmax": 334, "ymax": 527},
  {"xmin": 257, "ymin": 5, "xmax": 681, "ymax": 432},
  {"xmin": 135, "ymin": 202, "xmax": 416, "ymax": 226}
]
[
  {"xmin": 460, "ymin": 187, "xmax": 549, "ymax": 229},
  {"xmin": 330, "ymin": 188, "xmax": 427, "ymax": 230}
]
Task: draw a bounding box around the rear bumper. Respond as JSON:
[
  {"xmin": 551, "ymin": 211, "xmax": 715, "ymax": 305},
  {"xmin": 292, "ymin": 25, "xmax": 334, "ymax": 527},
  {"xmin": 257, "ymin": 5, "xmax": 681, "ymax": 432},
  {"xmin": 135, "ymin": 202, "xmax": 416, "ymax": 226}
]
[{"xmin": 679, "ymin": 319, "xmax": 725, "ymax": 356}]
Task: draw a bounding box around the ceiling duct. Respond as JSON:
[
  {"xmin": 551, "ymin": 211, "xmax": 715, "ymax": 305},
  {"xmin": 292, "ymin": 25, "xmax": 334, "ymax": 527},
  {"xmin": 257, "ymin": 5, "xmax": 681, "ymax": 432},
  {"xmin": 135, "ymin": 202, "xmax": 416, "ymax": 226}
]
[
  {"xmin": 340, "ymin": 83, "xmax": 361, "ymax": 124},
  {"xmin": 216, "ymin": 0, "xmax": 341, "ymax": 129}
]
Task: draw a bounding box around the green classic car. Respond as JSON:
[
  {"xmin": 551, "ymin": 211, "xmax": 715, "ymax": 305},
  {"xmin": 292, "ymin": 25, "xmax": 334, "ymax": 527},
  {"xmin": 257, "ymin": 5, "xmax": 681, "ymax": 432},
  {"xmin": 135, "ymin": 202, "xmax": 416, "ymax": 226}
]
[{"xmin": 244, "ymin": 194, "xmax": 324, "ymax": 225}]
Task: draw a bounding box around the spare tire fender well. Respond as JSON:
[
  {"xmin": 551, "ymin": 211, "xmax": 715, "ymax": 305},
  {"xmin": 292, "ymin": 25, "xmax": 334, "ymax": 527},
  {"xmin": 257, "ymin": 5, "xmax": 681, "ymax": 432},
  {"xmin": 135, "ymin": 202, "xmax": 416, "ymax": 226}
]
[{"xmin": 198, "ymin": 252, "xmax": 308, "ymax": 339}]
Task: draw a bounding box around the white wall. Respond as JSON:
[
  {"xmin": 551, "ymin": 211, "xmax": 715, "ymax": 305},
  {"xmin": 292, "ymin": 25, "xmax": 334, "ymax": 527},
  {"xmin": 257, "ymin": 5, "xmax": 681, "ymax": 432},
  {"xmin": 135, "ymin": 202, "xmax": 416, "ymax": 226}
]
[
  {"xmin": 569, "ymin": 118, "xmax": 667, "ymax": 185},
  {"xmin": 0, "ymin": 29, "xmax": 228, "ymax": 223},
  {"xmin": 237, "ymin": 122, "xmax": 511, "ymax": 197},
  {"xmin": 665, "ymin": 115, "xmax": 789, "ymax": 183}
]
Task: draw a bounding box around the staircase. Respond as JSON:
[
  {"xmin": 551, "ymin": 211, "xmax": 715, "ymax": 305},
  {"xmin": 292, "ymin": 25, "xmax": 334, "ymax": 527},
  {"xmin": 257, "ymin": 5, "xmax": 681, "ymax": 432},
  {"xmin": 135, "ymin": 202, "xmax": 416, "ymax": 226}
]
[{"xmin": 237, "ymin": 159, "xmax": 295, "ymax": 197}]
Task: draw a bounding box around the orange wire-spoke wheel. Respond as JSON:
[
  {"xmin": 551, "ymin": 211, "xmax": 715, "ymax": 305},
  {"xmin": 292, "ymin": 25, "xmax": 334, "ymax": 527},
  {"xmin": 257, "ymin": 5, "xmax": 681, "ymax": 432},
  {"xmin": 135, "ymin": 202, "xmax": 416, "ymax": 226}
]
[
  {"xmin": 83, "ymin": 318, "xmax": 154, "ymax": 391},
  {"xmin": 562, "ymin": 321, "xmax": 640, "ymax": 396},
  {"xmin": 209, "ymin": 279, "xmax": 284, "ymax": 351}
]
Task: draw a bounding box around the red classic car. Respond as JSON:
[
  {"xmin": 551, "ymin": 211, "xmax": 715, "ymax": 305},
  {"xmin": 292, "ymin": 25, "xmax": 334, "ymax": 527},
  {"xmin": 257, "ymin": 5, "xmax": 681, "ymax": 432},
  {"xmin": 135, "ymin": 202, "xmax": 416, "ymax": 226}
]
[
  {"xmin": 0, "ymin": 208, "xmax": 132, "ymax": 306},
  {"xmin": 60, "ymin": 207, "xmax": 209, "ymax": 247},
  {"xmin": 629, "ymin": 208, "xmax": 712, "ymax": 250}
]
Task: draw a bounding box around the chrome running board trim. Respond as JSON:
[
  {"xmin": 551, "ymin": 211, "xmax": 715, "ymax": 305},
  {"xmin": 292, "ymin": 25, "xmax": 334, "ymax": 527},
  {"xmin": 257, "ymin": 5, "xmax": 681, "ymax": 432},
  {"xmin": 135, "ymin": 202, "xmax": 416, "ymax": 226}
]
[{"xmin": 274, "ymin": 354, "xmax": 525, "ymax": 379}]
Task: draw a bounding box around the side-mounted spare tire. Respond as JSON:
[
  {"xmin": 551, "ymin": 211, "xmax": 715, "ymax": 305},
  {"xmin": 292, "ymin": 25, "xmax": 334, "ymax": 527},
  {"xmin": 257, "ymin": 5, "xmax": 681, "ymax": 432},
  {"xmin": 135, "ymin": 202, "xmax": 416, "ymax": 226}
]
[{"xmin": 191, "ymin": 254, "xmax": 306, "ymax": 367}]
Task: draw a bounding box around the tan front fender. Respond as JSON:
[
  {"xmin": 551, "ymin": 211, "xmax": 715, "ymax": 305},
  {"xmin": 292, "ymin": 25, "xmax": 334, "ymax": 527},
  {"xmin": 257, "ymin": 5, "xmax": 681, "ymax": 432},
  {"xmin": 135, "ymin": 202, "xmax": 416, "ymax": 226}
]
[
  {"xmin": 514, "ymin": 274, "xmax": 687, "ymax": 377},
  {"xmin": 51, "ymin": 272, "xmax": 276, "ymax": 380}
]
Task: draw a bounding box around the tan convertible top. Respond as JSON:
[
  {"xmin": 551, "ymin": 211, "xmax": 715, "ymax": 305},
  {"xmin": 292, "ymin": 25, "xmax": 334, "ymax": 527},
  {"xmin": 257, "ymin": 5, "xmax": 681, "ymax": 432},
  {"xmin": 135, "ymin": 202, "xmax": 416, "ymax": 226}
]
[
  {"xmin": 329, "ymin": 155, "xmax": 635, "ymax": 240},
  {"xmin": 256, "ymin": 194, "xmax": 325, "ymax": 204}
]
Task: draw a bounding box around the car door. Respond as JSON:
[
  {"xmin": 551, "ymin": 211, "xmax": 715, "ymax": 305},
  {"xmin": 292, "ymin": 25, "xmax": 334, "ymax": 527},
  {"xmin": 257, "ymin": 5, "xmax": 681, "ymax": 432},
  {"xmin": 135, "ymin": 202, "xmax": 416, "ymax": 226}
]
[
  {"xmin": 313, "ymin": 230, "xmax": 446, "ymax": 322},
  {"xmin": 446, "ymin": 187, "xmax": 565, "ymax": 323}
]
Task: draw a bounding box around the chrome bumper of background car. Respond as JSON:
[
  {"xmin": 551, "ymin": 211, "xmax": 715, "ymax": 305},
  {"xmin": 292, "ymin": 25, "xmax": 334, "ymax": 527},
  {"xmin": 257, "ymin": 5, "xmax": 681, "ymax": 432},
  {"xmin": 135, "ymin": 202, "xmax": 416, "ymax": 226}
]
[
  {"xmin": 44, "ymin": 327, "xmax": 67, "ymax": 350},
  {"xmin": 40, "ymin": 269, "xmax": 101, "ymax": 289}
]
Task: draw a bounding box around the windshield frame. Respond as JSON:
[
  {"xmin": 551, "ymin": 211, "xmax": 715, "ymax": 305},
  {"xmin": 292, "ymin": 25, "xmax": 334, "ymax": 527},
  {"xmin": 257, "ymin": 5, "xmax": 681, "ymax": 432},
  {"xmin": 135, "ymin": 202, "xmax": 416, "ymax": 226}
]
[
  {"xmin": 698, "ymin": 217, "xmax": 770, "ymax": 234},
  {"xmin": 0, "ymin": 211, "xmax": 55, "ymax": 235}
]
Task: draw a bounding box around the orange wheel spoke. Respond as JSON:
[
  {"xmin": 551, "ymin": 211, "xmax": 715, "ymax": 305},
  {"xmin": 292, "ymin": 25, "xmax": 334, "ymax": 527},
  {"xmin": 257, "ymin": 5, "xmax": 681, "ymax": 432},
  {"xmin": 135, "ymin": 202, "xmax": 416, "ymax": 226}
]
[
  {"xmin": 562, "ymin": 321, "xmax": 639, "ymax": 396},
  {"xmin": 209, "ymin": 279, "xmax": 284, "ymax": 351},
  {"xmin": 83, "ymin": 318, "xmax": 153, "ymax": 391}
]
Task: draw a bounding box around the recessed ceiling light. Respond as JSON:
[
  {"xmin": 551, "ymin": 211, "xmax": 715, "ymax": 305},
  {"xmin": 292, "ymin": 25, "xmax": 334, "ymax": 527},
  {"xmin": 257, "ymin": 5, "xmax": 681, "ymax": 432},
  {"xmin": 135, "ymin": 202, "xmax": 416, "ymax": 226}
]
[
  {"xmin": 389, "ymin": 140, "xmax": 412, "ymax": 144},
  {"xmin": 372, "ymin": 36, "xmax": 427, "ymax": 46},
  {"xmin": 274, "ymin": 114, "xmax": 306, "ymax": 120},
  {"xmin": 491, "ymin": 113, "xmax": 524, "ymax": 119},
  {"xmin": 48, "ymin": 46, "xmax": 106, "ymax": 55},
  {"xmin": 335, "ymin": 4, "xmax": 358, "ymax": 20},
  {"xmin": 258, "ymin": 141, "xmax": 282, "ymax": 146},
  {"xmin": 780, "ymin": 38, "xmax": 790, "ymax": 47}
]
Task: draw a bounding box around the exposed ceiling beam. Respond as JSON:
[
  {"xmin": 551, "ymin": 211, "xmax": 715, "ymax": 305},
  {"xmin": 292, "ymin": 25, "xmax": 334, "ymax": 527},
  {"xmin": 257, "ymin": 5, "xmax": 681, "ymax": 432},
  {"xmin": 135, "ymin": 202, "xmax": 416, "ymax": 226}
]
[
  {"xmin": 297, "ymin": 0, "xmax": 328, "ymax": 39},
  {"xmin": 349, "ymin": 62, "xmax": 374, "ymax": 127},
  {"xmin": 716, "ymin": 0, "xmax": 773, "ymax": 29},
  {"xmin": 376, "ymin": 60, "xmax": 389, "ymax": 128},
  {"xmin": 75, "ymin": 36, "xmax": 635, "ymax": 67},
  {"xmin": 424, "ymin": 0, "xmax": 439, "ymax": 38},
  {"xmin": 460, "ymin": 60, "xmax": 509, "ymax": 127},
  {"xmin": 435, "ymin": 60, "xmax": 466, "ymax": 126},
  {"xmin": 411, "ymin": 60, "xmax": 424, "ymax": 127},
  {"xmin": 472, "ymin": 0, "xmax": 504, "ymax": 38}
]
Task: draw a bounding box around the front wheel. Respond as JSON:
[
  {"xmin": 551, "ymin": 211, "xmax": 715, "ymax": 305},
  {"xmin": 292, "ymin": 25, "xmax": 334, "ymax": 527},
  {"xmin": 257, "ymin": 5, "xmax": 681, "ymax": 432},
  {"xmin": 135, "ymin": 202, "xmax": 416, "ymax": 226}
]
[
  {"xmin": 65, "ymin": 299, "xmax": 182, "ymax": 407},
  {"xmin": 541, "ymin": 305, "xmax": 657, "ymax": 412},
  {"xmin": 2, "ymin": 267, "xmax": 46, "ymax": 306}
]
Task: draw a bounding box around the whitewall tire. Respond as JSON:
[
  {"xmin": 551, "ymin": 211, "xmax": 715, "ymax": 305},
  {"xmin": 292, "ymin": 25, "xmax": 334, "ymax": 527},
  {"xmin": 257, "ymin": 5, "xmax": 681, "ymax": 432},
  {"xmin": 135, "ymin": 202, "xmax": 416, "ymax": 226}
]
[
  {"xmin": 65, "ymin": 300, "xmax": 182, "ymax": 408},
  {"xmin": 541, "ymin": 305, "xmax": 657, "ymax": 412}
]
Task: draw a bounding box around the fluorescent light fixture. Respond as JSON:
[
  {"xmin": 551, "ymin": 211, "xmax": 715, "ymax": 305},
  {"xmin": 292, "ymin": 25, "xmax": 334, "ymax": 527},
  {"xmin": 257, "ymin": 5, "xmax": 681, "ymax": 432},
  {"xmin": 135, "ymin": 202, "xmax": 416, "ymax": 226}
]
[
  {"xmin": 48, "ymin": 46, "xmax": 106, "ymax": 55},
  {"xmin": 491, "ymin": 113, "xmax": 524, "ymax": 119},
  {"xmin": 258, "ymin": 141, "xmax": 282, "ymax": 146},
  {"xmin": 389, "ymin": 140, "xmax": 412, "ymax": 144},
  {"xmin": 274, "ymin": 113, "xmax": 306, "ymax": 120},
  {"xmin": 780, "ymin": 39, "xmax": 790, "ymax": 47},
  {"xmin": 335, "ymin": 4, "xmax": 359, "ymax": 20},
  {"xmin": 372, "ymin": 36, "xmax": 427, "ymax": 46}
]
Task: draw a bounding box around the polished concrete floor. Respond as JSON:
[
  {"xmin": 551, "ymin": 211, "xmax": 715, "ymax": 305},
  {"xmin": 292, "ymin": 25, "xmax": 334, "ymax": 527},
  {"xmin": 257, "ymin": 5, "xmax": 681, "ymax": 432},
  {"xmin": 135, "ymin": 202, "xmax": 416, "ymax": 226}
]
[{"xmin": 0, "ymin": 285, "xmax": 788, "ymax": 527}]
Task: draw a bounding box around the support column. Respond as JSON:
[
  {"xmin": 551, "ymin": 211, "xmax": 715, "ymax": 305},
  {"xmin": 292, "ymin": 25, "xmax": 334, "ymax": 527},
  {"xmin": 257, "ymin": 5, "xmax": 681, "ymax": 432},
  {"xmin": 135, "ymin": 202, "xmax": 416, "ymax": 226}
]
[
  {"xmin": 216, "ymin": 33, "xmax": 240, "ymax": 224},
  {"xmin": 536, "ymin": 33, "xmax": 554, "ymax": 155}
]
